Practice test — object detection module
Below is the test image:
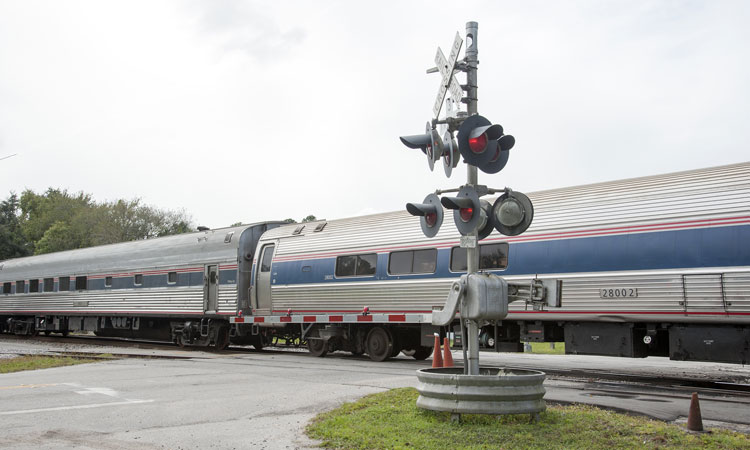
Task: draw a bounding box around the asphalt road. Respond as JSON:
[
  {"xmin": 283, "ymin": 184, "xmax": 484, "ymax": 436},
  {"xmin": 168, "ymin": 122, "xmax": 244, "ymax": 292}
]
[{"xmin": 1, "ymin": 339, "xmax": 749, "ymax": 449}]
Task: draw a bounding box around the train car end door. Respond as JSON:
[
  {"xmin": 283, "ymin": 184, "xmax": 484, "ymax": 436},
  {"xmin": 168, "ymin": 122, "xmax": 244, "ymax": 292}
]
[
  {"xmin": 204, "ymin": 264, "xmax": 219, "ymax": 314},
  {"xmin": 255, "ymin": 243, "xmax": 276, "ymax": 315}
]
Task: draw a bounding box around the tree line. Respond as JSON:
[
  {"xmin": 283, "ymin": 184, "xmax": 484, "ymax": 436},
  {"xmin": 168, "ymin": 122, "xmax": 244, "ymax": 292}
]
[{"xmin": 0, "ymin": 188, "xmax": 192, "ymax": 260}]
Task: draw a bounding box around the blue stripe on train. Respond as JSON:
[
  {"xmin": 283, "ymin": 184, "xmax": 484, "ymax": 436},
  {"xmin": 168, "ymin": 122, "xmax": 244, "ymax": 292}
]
[{"xmin": 271, "ymin": 224, "xmax": 750, "ymax": 285}]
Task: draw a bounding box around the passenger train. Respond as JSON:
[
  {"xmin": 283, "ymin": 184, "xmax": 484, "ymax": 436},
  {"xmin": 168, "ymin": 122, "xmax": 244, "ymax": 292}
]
[{"xmin": 1, "ymin": 162, "xmax": 749, "ymax": 363}]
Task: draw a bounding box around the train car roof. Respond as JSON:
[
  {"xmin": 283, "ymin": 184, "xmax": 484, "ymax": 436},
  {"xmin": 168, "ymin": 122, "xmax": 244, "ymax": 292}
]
[{"xmin": 0, "ymin": 223, "xmax": 269, "ymax": 280}]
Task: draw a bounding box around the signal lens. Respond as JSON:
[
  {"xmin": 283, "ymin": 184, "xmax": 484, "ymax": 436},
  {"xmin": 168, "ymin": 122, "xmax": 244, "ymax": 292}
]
[
  {"xmin": 496, "ymin": 199, "xmax": 524, "ymax": 227},
  {"xmin": 425, "ymin": 212, "xmax": 437, "ymax": 227},
  {"xmin": 468, "ymin": 133, "xmax": 487, "ymax": 153},
  {"xmin": 459, "ymin": 207, "xmax": 473, "ymax": 222}
]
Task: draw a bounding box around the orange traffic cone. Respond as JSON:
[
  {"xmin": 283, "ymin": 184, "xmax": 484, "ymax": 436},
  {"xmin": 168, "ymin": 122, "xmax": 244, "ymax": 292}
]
[
  {"xmin": 432, "ymin": 335, "xmax": 443, "ymax": 368},
  {"xmin": 687, "ymin": 392, "xmax": 704, "ymax": 432},
  {"xmin": 442, "ymin": 337, "xmax": 454, "ymax": 367}
]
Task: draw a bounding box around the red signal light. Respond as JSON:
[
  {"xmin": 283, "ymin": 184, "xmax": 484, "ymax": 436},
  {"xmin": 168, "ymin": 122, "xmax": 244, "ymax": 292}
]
[
  {"xmin": 425, "ymin": 212, "xmax": 438, "ymax": 227},
  {"xmin": 459, "ymin": 207, "xmax": 473, "ymax": 222},
  {"xmin": 468, "ymin": 133, "xmax": 487, "ymax": 153}
]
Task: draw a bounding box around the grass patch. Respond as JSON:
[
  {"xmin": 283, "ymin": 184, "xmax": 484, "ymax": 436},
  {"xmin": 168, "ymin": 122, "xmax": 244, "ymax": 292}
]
[
  {"xmin": 525, "ymin": 342, "xmax": 565, "ymax": 355},
  {"xmin": 0, "ymin": 355, "xmax": 108, "ymax": 374},
  {"xmin": 307, "ymin": 388, "xmax": 749, "ymax": 449}
]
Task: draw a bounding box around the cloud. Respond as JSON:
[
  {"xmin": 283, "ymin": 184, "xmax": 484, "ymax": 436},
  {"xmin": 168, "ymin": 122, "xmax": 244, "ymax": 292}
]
[{"xmin": 187, "ymin": 0, "xmax": 307, "ymax": 62}]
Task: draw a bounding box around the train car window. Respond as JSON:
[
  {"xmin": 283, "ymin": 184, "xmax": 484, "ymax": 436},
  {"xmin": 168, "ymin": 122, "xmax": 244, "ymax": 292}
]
[
  {"xmin": 260, "ymin": 245, "xmax": 275, "ymax": 272},
  {"xmin": 168, "ymin": 272, "xmax": 177, "ymax": 284},
  {"xmin": 412, "ymin": 249, "xmax": 437, "ymax": 273},
  {"xmin": 134, "ymin": 274, "xmax": 143, "ymax": 286},
  {"xmin": 59, "ymin": 276, "xmax": 71, "ymax": 291},
  {"xmin": 16, "ymin": 280, "xmax": 25, "ymax": 294},
  {"xmin": 356, "ymin": 254, "xmax": 377, "ymax": 276},
  {"xmin": 105, "ymin": 276, "xmax": 113, "ymax": 287},
  {"xmin": 480, "ymin": 243, "xmax": 509, "ymax": 270},
  {"xmin": 388, "ymin": 249, "xmax": 437, "ymax": 275},
  {"xmin": 388, "ymin": 251, "xmax": 413, "ymax": 275},
  {"xmin": 450, "ymin": 243, "xmax": 509, "ymax": 272},
  {"xmin": 336, "ymin": 255, "xmax": 356, "ymax": 277},
  {"xmin": 336, "ymin": 253, "xmax": 377, "ymax": 277},
  {"xmin": 29, "ymin": 279, "xmax": 39, "ymax": 293},
  {"xmin": 43, "ymin": 278, "xmax": 54, "ymax": 292},
  {"xmin": 75, "ymin": 276, "xmax": 87, "ymax": 290},
  {"xmin": 3, "ymin": 282, "xmax": 11, "ymax": 294}
]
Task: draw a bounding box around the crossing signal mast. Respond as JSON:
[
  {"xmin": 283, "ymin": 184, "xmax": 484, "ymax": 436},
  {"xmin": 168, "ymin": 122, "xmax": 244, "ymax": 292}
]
[{"xmin": 400, "ymin": 22, "xmax": 559, "ymax": 376}]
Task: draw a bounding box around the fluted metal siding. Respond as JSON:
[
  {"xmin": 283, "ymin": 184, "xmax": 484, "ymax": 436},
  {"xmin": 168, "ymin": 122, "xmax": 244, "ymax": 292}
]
[
  {"xmin": 0, "ymin": 285, "xmax": 238, "ymax": 315},
  {"xmin": 725, "ymin": 272, "xmax": 750, "ymax": 312}
]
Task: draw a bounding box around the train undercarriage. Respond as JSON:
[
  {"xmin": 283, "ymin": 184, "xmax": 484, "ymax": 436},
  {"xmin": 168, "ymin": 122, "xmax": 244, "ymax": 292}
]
[
  {"xmin": 2, "ymin": 314, "xmax": 748, "ymax": 364},
  {"xmin": 0, "ymin": 314, "xmax": 236, "ymax": 350}
]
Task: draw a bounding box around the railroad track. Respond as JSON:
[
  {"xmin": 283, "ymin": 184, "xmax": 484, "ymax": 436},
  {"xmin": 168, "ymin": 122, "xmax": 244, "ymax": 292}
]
[{"xmin": 3, "ymin": 333, "xmax": 749, "ymax": 402}]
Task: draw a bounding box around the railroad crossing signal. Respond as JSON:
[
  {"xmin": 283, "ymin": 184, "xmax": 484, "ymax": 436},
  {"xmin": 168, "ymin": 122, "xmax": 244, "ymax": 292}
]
[
  {"xmin": 440, "ymin": 186, "xmax": 493, "ymax": 239},
  {"xmin": 406, "ymin": 193, "xmax": 444, "ymax": 238},
  {"xmin": 457, "ymin": 115, "xmax": 515, "ymax": 174}
]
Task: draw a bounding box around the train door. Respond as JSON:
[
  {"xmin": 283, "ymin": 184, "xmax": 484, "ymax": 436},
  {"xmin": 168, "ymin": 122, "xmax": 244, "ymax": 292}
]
[
  {"xmin": 255, "ymin": 243, "xmax": 275, "ymax": 314},
  {"xmin": 682, "ymin": 274, "xmax": 728, "ymax": 314},
  {"xmin": 204, "ymin": 264, "xmax": 219, "ymax": 314}
]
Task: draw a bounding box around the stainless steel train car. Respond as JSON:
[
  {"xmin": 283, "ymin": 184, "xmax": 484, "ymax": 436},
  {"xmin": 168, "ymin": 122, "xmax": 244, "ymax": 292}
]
[
  {"xmin": 0, "ymin": 222, "xmax": 282, "ymax": 349},
  {"xmin": 2, "ymin": 162, "xmax": 749, "ymax": 363},
  {"xmin": 234, "ymin": 162, "xmax": 750, "ymax": 363}
]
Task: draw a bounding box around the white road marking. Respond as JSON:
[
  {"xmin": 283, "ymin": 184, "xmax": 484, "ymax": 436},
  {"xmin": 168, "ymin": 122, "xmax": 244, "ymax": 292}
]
[
  {"xmin": 0, "ymin": 399, "xmax": 154, "ymax": 416},
  {"xmin": 74, "ymin": 387, "xmax": 120, "ymax": 397}
]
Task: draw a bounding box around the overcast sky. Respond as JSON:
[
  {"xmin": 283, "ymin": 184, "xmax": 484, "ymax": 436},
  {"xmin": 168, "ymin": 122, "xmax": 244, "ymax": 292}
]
[{"xmin": 1, "ymin": 1, "xmax": 748, "ymax": 228}]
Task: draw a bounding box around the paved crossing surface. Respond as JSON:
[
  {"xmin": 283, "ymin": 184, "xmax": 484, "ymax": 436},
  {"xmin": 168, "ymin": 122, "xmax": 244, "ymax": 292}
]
[{"xmin": 1, "ymin": 337, "xmax": 749, "ymax": 448}]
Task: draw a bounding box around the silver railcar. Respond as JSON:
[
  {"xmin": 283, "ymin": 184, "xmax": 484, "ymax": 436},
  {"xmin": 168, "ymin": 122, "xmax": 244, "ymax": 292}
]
[
  {"xmin": 0, "ymin": 222, "xmax": 281, "ymax": 348},
  {"xmin": 241, "ymin": 162, "xmax": 750, "ymax": 363}
]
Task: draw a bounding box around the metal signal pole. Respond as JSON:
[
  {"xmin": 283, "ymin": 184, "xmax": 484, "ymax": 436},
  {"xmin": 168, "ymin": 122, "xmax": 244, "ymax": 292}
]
[{"xmin": 464, "ymin": 21, "xmax": 481, "ymax": 375}]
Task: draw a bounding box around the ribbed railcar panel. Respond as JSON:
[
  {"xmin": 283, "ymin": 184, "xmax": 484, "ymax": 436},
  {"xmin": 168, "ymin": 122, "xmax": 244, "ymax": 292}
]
[
  {"xmin": 725, "ymin": 272, "xmax": 750, "ymax": 312},
  {"xmin": 217, "ymin": 287, "xmax": 238, "ymax": 313},
  {"xmin": 541, "ymin": 275, "xmax": 685, "ymax": 312},
  {"xmin": 684, "ymin": 274, "xmax": 725, "ymax": 311},
  {"xmin": 269, "ymin": 272, "xmax": 698, "ymax": 315},
  {"xmin": 271, "ymin": 279, "xmax": 453, "ymax": 311},
  {"xmin": 0, "ymin": 288, "xmax": 206, "ymax": 314}
]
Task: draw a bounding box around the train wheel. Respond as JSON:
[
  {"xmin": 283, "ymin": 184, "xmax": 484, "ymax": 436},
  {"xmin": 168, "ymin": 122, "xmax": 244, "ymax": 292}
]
[
  {"xmin": 44, "ymin": 331, "xmax": 52, "ymax": 336},
  {"xmin": 214, "ymin": 326, "xmax": 230, "ymax": 351},
  {"xmin": 366, "ymin": 327, "xmax": 393, "ymax": 362},
  {"xmin": 307, "ymin": 338, "xmax": 328, "ymax": 357},
  {"xmin": 411, "ymin": 346, "xmax": 433, "ymax": 361}
]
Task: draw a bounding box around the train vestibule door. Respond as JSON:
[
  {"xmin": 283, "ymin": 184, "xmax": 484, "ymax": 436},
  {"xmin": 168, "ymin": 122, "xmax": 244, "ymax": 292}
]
[
  {"xmin": 255, "ymin": 244, "xmax": 275, "ymax": 315},
  {"xmin": 204, "ymin": 264, "xmax": 219, "ymax": 314}
]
